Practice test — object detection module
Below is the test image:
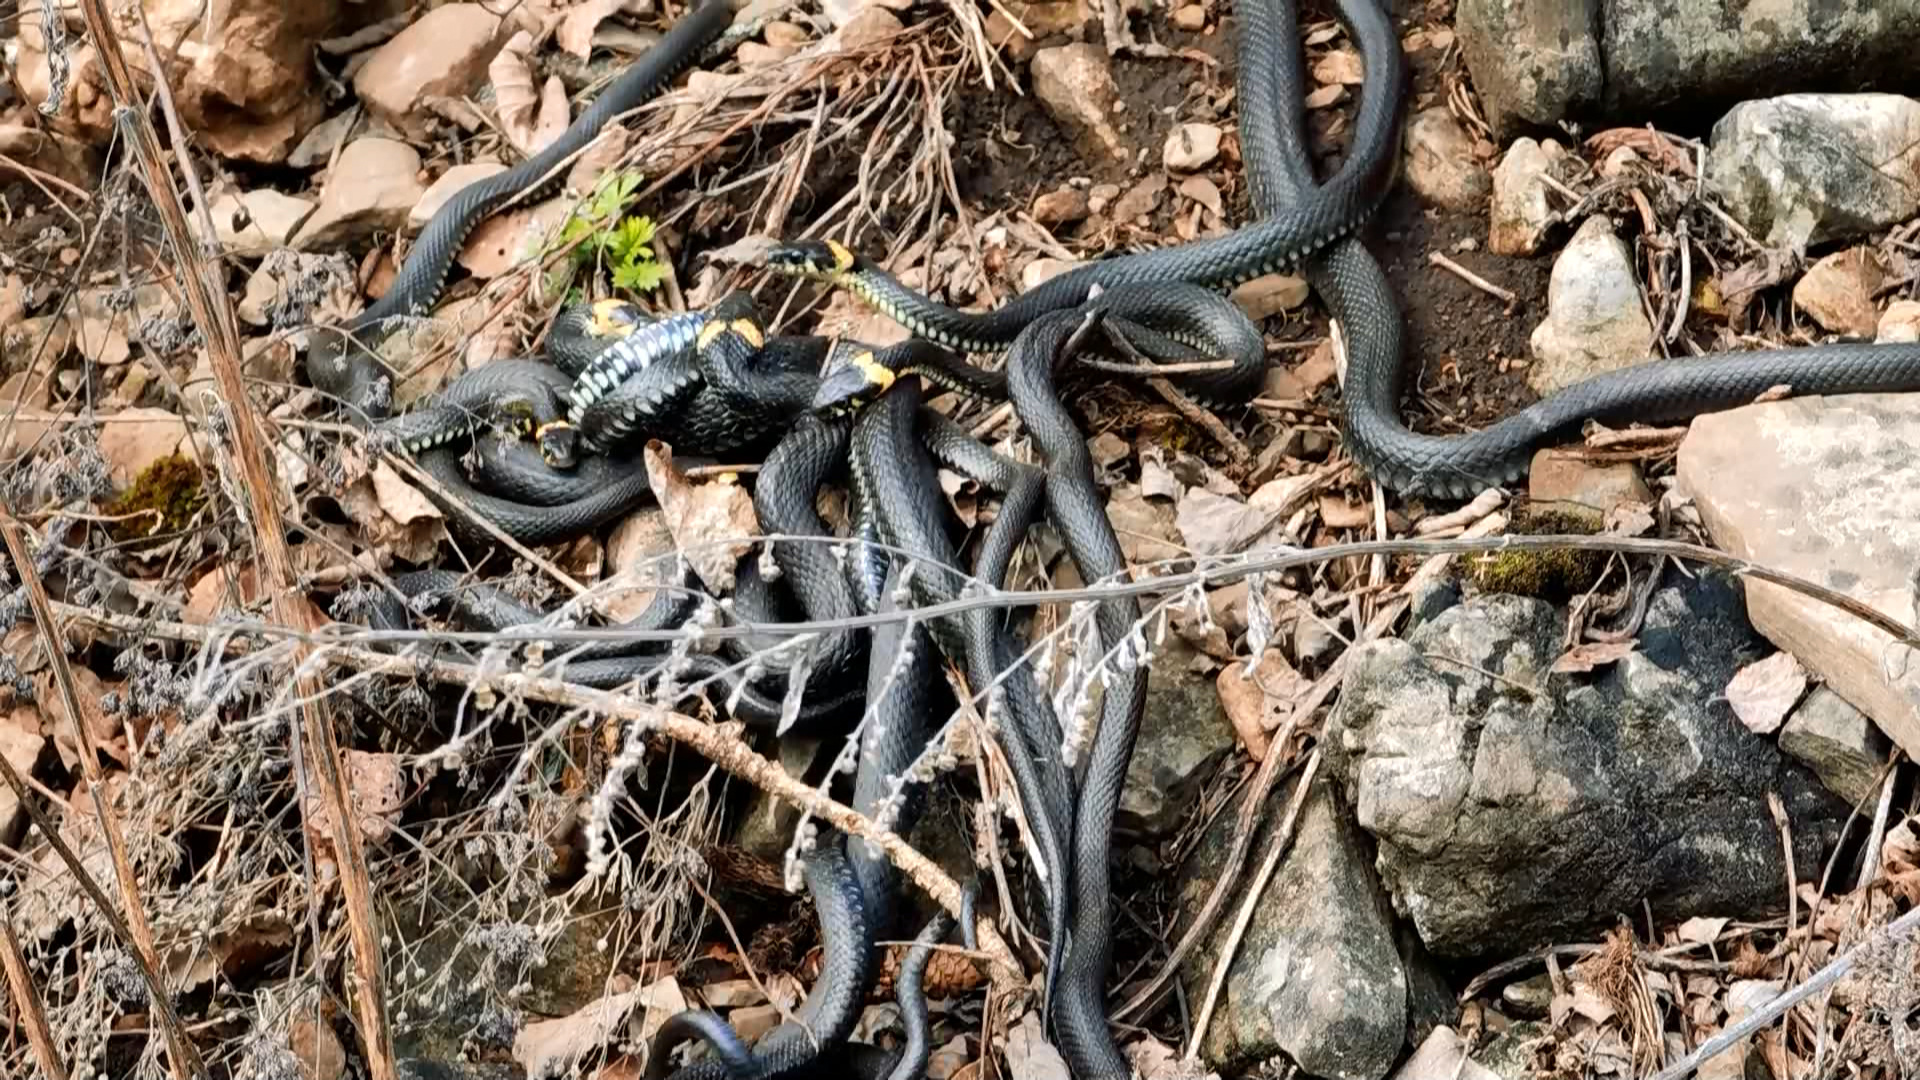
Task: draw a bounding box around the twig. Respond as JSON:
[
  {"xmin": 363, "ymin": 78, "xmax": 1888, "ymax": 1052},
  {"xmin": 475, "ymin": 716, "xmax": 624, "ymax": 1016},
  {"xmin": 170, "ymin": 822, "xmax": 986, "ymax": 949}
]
[
  {"xmin": 69, "ymin": 3, "xmax": 397, "ymax": 1076},
  {"xmin": 1076, "ymin": 356, "xmax": 1237, "ymax": 376},
  {"xmin": 0, "ymin": 506, "xmax": 207, "ymax": 1080},
  {"xmin": 1186, "ymin": 748, "xmax": 1323, "ymax": 1060},
  {"xmin": 1147, "ymin": 376, "xmax": 1253, "ymax": 470},
  {"xmin": 1648, "ymin": 902, "xmax": 1920, "ymax": 1080},
  {"xmin": 0, "ymin": 913, "xmax": 67, "ymax": 1080},
  {"xmin": 1428, "ymin": 251, "xmax": 1516, "ymax": 305}
]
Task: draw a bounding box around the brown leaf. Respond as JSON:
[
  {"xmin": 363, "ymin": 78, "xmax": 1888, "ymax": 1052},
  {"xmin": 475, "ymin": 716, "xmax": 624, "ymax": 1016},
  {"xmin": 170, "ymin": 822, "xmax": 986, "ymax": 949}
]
[
  {"xmin": 1303, "ymin": 83, "xmax": 1346, "ymax": 110},
  {"xmin": 1674, "ymin": 915, "xmax": 1729, "ymax": 945},
  {"xmin": 1551, "ymin": 639, "xmax": 1636, "ymax": 673},
  {"xmin": 489, "ymin": 32, "xmax": 543, "ymax": 157},
  {"xmin": 303, "ymin": 750, "xmax": 407, "ymax": 846},
  {"xmin": 1216, "ymin": 648, "xmax": 1307, "ymax": 761},
  {"xmin": 641, "ymin": 441, "xmax": 758, "ymax": 594},
  {"xmin": 515, "ymin": 976, "xmax": 683, "ymax": 1079},
  {"xmin": 1311, "ymin": 48, "xmax": 1364, "ymax": 86},
  {"xmin": 336, "ymin": 464, "xmax": 445, "ymax": 564},
  {"xmin": 369, "ymin": 461, "xmax": 441, "ymax": 525},
  {"xmin": 1724, "ymin": 651, "xmax": 1806, "ymax": 735},
  {"xmin": 558, "ymin": 0, "xmax": 649, "ymax": 58}
]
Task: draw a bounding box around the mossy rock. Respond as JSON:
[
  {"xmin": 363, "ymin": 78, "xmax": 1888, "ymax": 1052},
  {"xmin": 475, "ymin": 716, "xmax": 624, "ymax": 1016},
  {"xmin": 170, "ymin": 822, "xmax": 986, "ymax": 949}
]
[{"xmin": 1464, "ymin": 505, "xmax": 1608, "ymax": 602}]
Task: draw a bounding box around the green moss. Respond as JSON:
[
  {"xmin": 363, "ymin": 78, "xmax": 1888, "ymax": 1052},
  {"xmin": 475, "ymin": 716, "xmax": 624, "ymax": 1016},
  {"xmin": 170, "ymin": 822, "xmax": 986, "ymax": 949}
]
[
  {"xmin": 1466, "ymin": 506, "xmax": 1608, "ymax": 601},
  {"xmin": 106, "ymin": 453, "xmax": 205, "ymax": 545}
]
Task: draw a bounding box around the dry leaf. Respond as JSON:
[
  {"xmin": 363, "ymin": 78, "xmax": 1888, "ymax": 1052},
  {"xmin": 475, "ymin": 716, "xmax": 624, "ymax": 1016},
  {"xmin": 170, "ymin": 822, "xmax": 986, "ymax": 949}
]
[
  {"xmin": 1302, "ymin": 23, "xmax": 1341, "ymax": 46},
  {"xmin": 1311, "ymin": 48, "xmax": 1365, "ymax": 85},
  {"xmin": 1216, "ymin": 648, "xmax": 1307, "ymax": 760},
  {"xmin": 1724, "ymin": 651, "xmax": 1806, "ymax": 735},
  {"xmin": 1304, "ymin": 83, "xmax": 1346, "ymax": 110},
  {"xmin": 516, "ymin": 976, "xmax": 684, "ymax": 1079},
  {"xmin": 558, "ymin": 0, "xmax": 648, "ymax": 58},
  {"xmin": 1003, "ymin": 1011, "xmax": 1071, "ymax": 1080},
  {"xmin": 1175, "ymin": 488, "xmax": 1269, "ymax": 557},
  {"xmin": 489, "ymin": 32, "xmax": 543, "ymax": 157},
  {"xmin": 1390, "ymin": 1027, "xmax": 1499, "ymax": 1080},
  {"xmin": 369, "ymin": 461, "xmax": 441, "ymax": 525},
  {"xmin": 1674, "ymin": 915, "xmax": 1729, "ymax": 945},
  {"xmin": 641, "ymin": 441, "xmax": 758, "ymax": 594},
  {"xmin": 1551, "ymin": 639, "xmax": 1636, "ymax": 673},
  {"xmin": 303, "ymin": 750, "xmax": 407, "ymax": 845},
  {"xmin": 337, "ymin": 465, "xmax": 445, "ymax": 564}
]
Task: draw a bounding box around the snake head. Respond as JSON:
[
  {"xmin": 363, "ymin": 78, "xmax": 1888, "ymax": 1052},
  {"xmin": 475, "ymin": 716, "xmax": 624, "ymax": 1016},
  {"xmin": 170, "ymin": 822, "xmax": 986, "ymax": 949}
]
[
  {"xmin": 764, "ymin": 239, "xmax": 860, "ymax": 281},
  {"xmin": 535, "ymin": 421, "xmax": 580, "ymax": 469},
  {"xmin": 810, "ymin": 345, "xmax": 896, "ymax": 413},
  {"xmin": 587, "ymin": 297, "xmax": 650, "ymax": 340}
]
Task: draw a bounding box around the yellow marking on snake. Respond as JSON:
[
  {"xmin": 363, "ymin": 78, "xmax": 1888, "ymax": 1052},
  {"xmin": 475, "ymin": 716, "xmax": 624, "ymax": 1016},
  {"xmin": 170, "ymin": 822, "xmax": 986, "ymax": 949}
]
[
  {"xmin": 729, "ymin": 319, "xmax": 766, "ymax": 349},
  {"xmin": 590, "ymin": 298, "xmax": 633, "ymax": 338},
  {"xmin": 697, "ymin": 319, "xmax": 730, "ymax": 350},
  {"xmin": 534, "ymin": 420, "xmax": 573, "ymax": 440},
  {"xmin": 850, "ymin": 350, "xmax": 894, "ymax": 392},
  {"xmin": 825, "ymin": 239, "xmax": 856, "ymax": 274}
]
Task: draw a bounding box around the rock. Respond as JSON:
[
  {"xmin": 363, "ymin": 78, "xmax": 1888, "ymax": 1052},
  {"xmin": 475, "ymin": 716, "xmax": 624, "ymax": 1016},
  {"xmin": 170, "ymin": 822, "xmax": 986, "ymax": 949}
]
[
  {"xmin": 1172, "ymin": 4, "xmax": 1207, "ymax": 30},
  {"xmin": 1325, "ymin": 570, "xmax": 1849, "ymax": 956},
  {"xmin": 1526, "ymin": 449, "xmax": 1650, "ymax": 524},
  {"xmin": 1455, "ymin": 0, "xmax": 1603, "ymax": 140},
  {"xmin": 19, "ymin": 0, "xmax": 336, "ymax": 164},
  {"xmin": 737, "ymin": 41, "xmax": 795, "ymax": 68},
  {"xmin": 1232, "ymin": 274, "xmax": 1308, "ymax": 321},
  {"xmin": 288, "ymin": 110, "xmax": 366, "ymax": 170},
  {"xmin": 1459, "ymin": 1, "xmax": 1920, "ymax": 143},
  {"xmin": 1031, "ymin": 44, "xmax": 1126, "ymax": 161},
  {"xmin": 97, "ymin": 409, "xmax": 193, "ymax": 488},
  {"xmin": 409, "ymin": 163, "xmax": 508, "ymax": 234},
  {"xmin": 1488, "ymin": 137, "xmax": 1563, "ymax": 257},
  {"xmin": 1878, "ymin": 300, "xmax": 1920, "ymax": 343},
  {"xmin": 1179, "ymin": 775, "xmax": 1417, "ymax": 1079},
  {"xmin": 1707, "ymin": 94, "xmax": 1920, "ymax": 251},
  {"xmin": 729, "ymin": 1004, "xmax": 783, "ymax": 1044},
  {"xmin": 1032, "ymin": 186, "xmax": 1089, "ymax": 226},
  {"xmin": 733, "ymin": 737, "xmax": 833, "ymax": 862},
  {"xmin": 208, "ymin": 188, "xmax": 314, "ymax": 257},
  {"xmin": 1086, "ymin": 183, "xmax": 1121, "ymax": 215},
  {"xmin": 1292, "ymin": 612, "xmax": 1338, "ymax": 669},
  {"xmin": 996, "ymin": 0, "xmax": 1092, "ymax": 36},
  {"xmin": 1677, "ymin": 394, "xmax": 1920, "ymax": 760},
  {"xmin": 1403, "ymin": 107, "xmax": 1490, "ymax": 211},
  {"xmin": 1163, "ymin": 122, "xmax": 1223, "ymax": 171},
  {"xmin": 1392, "ymin": 1027, "xmax": 1501, "ymax": 1080},
  {"xmin": 1112, "ymin": 173, "xmax": 1166, "ymax": 224},
  {"xmin": 1119, "ymin": 638, "xmax": 1237, "ymax": 838},
  {"xmin": 833, "ymin": 6, "xmax": 905, "ymax": 51},
  {"xmin": 1527, "ymin": 216, "xmax": 1653, "ymax": 395},
  {"xmin": 1779, "ymin": 687, "xmax": 1892, "ymax": 806},
  {"xmin": 1792, "ymin": 248, "xmax": 1885, "ymax": 338},
  {"xmin": 292, "ymin": 139, "xmax": 427, "ymax": 250},
  {"xmin": 352, "ymin": 4, "xmax": 507, "ymax": 141},
  {"xmin": 823, "ymin": 0, "xmax": 915, "ymax": 25}
]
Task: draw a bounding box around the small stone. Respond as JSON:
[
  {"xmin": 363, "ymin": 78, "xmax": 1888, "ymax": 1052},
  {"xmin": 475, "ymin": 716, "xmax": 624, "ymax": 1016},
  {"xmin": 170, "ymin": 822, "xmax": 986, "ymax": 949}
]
[
  {"xmin": 1292, "ymin": 612, "xmax": 1338, "ymax": 667},
  {"xmin": 737, "ymin": 41, "xmax": 796, "ymax": 68},
  {"xmin": 1031, "ymin": 44, "xmax": 1127, "ymax": 161},
  {"xmin": 1879, "ymin": 300, "xmax": 1920, "ymax": 343},
  {"xmin": 407, "ymin": 163, "xmax": 507, "ymax": 234},
  {"xmin": 1779, "ymin": 687, "xmax": 1893, "ymax": 806},
  {"xmin": 698, "ymin": 979, "xmax": 766, "ymax": 1008},
  {"xmin": 1086, "ymin": 182, "xmax": 1121, "ymax": 215},
  {"xmin": 1527, "ymin": 216, "xmax": 1654, "ymax": 395},
  {"xmin": 1021, "ymin": 257, "xmax": 1078, "ymax": 290},
  {"xmin": 1232, "ymin": 273, "xmax": 1309, "ymax": 320},
  {"xmin": 1527, "ymin": 448, "xmax": 1651, "ymax": 525},
  {"xmin": 1600, "ymin": 144, "xmax": 1641, "ymax": 178},
  {"xmin": 237, "ymin": 267, "xmax": 283, "ymax": 327},
  {"xmin": 1403, "ymin": 106, "xmax": 1490, "ymax": 212},
  {"xmin": 1792, "ymin": 247, "xmax": 1884, "ymax": 338},
  {"xmin": 1032, "ymin": 186, "xmax": 1090, "ymax": 226},
  {"xmin": 984, "ymin": 11, "xmax": 1038, "ymax": 62},
  {"xmin": 1488, "ymin": 137, "xmax": 1563, "ymax": 256},
  {"xmin": 1500, "ymin": 975, "xmax": 1555, "ymax": 1020},
  {"xmin": 834, "ymin": 6, "xmax": 905, "ymax": 50},
  {"xmin": 292, "ymin": 138, "xmax": 427, "ymax": 249},
  {"xmin": 1162, "ymin": 122, "xmax": 1223, "ymax": 171},
  {"xmin": 1111, "ymin": 173, "xmax": 1166, "ymax": 223},
  {"xmin": 764, "ymin": 20, "xmax": 811, "ymax": 47},
  {"xmin": 1172, "ymin": 3, "xmax": 1207, "ymax": 29},
  {"xmin": 209, "ymin": 188, "xmax": 315, "ymax": 258},
  {"xmin": 352, "ymin": 4, "xmax": 506, "ymax": 140},
  {"xmin": 1120, "ymin": 638, "xmax": 1237, "ymax": 837}
]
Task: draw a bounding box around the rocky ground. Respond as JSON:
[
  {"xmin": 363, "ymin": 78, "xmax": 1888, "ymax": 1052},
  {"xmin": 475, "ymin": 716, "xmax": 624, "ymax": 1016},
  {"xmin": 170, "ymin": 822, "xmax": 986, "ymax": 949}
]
[{"xmin": 2, "ymin": 2, "xmax": 1919, "ymax": 1080}]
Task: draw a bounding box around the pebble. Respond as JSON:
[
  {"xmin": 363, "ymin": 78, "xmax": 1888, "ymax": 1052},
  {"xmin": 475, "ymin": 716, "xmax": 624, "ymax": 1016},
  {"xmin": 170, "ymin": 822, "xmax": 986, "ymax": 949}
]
[
  {"xmin": 1031, "ymin": 44, "xmax": 1127, "ymax": 160},
  {"xmin": 1527, "ymin": 216, "xmax": 1654, "ymax": 395},
  {"xmin": 1488, "ymin": 137, "xmax": 1564, "ymax": 256},
  {"xmin": 1163, "ymin": 122, "xmax": 1223, "ymax": 171},
  {"xmin": 1403, "ymin": 106, "xmax": 1490, "ymax": 211},
  {"xmin": 1032, "ymin": 185, "xmax": 1090, "ymax": 226},
  {"xmin": 1232, "ymin": 273, "xmax": 1309, "ymax": 320},
  {"xmin": 1173, "ymin": 3, "xmax": 1207, "ymax": 29},
  {"xmin": 1792, "ymin": 247, "xmax": 1884, "ymax": 338},
  {"xmin": 1878, "ymin": 299, "xmax": 1920, "ymax": 343}
]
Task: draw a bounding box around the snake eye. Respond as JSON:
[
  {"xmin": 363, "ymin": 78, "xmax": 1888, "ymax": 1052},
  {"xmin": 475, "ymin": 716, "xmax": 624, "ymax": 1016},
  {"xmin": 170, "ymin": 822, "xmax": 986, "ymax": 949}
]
[{"xmin": 535, "ymin": 421, "xmax": 579, "ymax": 469}]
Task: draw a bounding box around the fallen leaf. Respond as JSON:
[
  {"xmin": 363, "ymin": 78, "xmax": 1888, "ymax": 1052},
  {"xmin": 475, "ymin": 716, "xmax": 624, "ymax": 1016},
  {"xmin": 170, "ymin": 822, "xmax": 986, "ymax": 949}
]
[
  {"xmin": 97, "ymin": 407, "xmax": 192, "ymax": 488},
  {"xmin": 1390, "ymin": 1027, "xmax": 1499, "ymax": 1080},
  {"xmin": 1138, "ymin": 451, "xmax": 1181, "ymax": 502},
  {"xmin": 517, "ymin": 976, "xmax": 682, "ymax": 1079},
  {"xmin": 1002, "ymin": 1011, "xmax": 1071, "ymax": 1080},
  {"xmin": 1675, "ymin": 915, "xmax": 1729, "ymax": 946},
  {"xmin": 1175, "ymin": 488, "xmax": 1270, "ymax": 557},
  {"xmin": 558, "ymin": 0, "xmax": 646, "ymax": 57},
  {"xmin": 603, "ymin": 507, "xmax": 679, "ymax": 622},
  {"xmin": 35, "ymin": 666, "xmax": 126, "ymax": 765},
  {"xmin": 1311, "ymin": 48, "xmax": 1364, "ymax": 85},
  {"xmin": 369, "ymin": 461, "xmax": 441, "ymax": 525},
  {"xmin": 1216, "ymin": 648, "xmax": 1307, "ymax": 760},
  {"xmin": 1550, "ymin": 639, "xmax": 1636, "ymax": 674},
  {"xmin": 568, "ymin": 126, "xmax": 632, "ymax": 194},
  {"xmin": 489, "ymin": 32, "xmax": 543, "ymax": 157},
  {"xmin": 1304, "ymin": 83, "xmax": 1346, "ymax": 110},
  {"xmin": 336, "ymin": 464, "xmax": 445, "ymax": 564},
  {"xmin": 641, "ymin": 441, "xmax": 758, "ymax": 594},
  {"xmin": 303, "ymin": 750, "xmax": 407, "ymax": 845},
  {"xmin": 1725, "ymin": 651, "xmax": 1806, "ymax": 735}
]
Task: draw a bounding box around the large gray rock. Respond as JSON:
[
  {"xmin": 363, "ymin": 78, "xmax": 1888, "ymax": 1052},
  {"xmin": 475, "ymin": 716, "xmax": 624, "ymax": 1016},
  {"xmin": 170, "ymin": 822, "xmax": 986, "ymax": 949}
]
[
  {"xmin": 1460, "ymin": 0, "xmax": 1920, "ymax": 140},
  {"xmin": 1325, "ymin": 571, "xmax": 1848, "ymax": 957},
  {"xmin": 1456, "ymin": 0, "xmax": 1602, "ymax": 141},
  {"xmin": 1779, "ymin": 687, "xmax": 1892, "ymax": 807},
  {"xmin": 1179, "ymin": 776, "xmax": 1421, "ymax": 1080},
  {"xmin": 1677, "ymin": 394, "xmax": 1920, "ymax": 761},
  {"xmin": 1706, "ymin": 94, "xmax": 1920, "ymax": 250}
]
